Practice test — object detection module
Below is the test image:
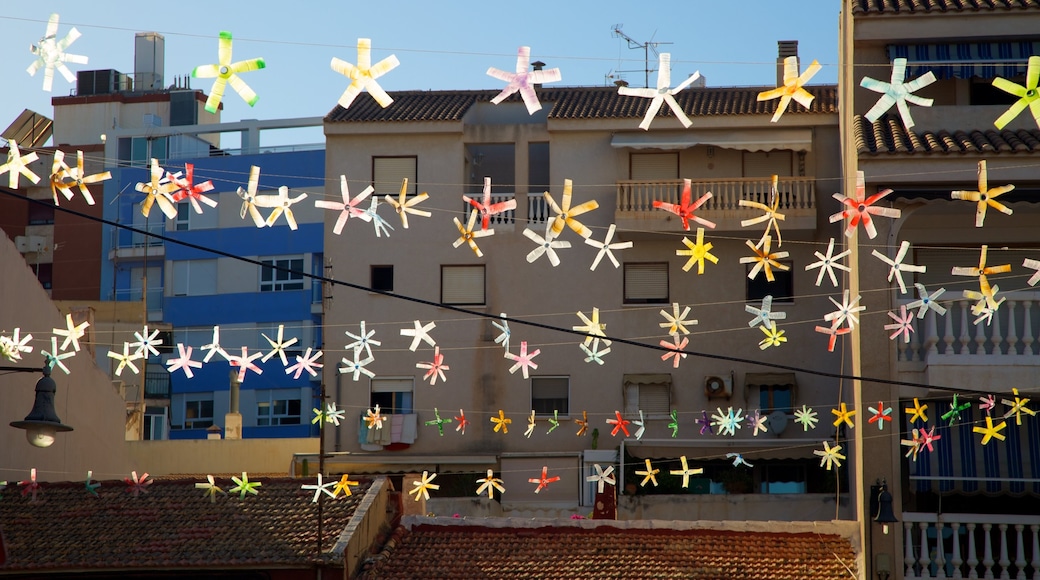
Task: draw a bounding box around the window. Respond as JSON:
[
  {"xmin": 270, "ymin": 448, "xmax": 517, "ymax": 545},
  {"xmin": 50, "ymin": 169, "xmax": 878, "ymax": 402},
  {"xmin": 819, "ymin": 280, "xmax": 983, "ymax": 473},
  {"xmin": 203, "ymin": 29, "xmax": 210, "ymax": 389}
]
[
  {"xmin": 260, "ymin": 256, "xmax": 304, "ymax": 292},
  {"xmin": 624, "ymin": 263, "xmax": 668, "ymax": 304},
  {"xmin": 143, "ymin": 406, "xmax": 167, "ymax": 440},
  {"xmin": 33, "ymin": 263, "xmax": 52, "ymax": 290},
  {"xmin": 630, "ymin": 152, "xmax": 678, "ymax": 180},
  {"xmin": 371, "ymin": 378, "xmax": 413, "ymax": 414},
  {"xmin": 745, "ymin": 261, "xmax": 793, "ymax": 303},
  {"xmin": 175, "ymin": 201, "xmax": 218, "ymax": 231},
  {"xmin": 623, "ymin": 374, "xmax": 672, "ymax": 416},
  {"xmin": 184, "ymin": 395, "xmax": 214, "ymax": 429},
  {"xmin": 532, "ymin": 376, "xmax": 569, "ymax": 416},
  {"xmin": 760, "ymin": 463, "xmax": 807, "ymax": 494},
  {"xmin": 373, "ymin": 156, "xmax": 417, "ymax": 197},
  {"xmin": 257, "ymin": 393, "xmax": 302, "ymax": 426},
  {"xmin": 759, "ymin": 384, "xmax": 794, "ymax": 414},
  {"xmin": 441, "ymin": 265, "xmax": 485, "ymax": 305},
  {"xmin": 28, "ymin": 201, "xmax": 55, "ymax": 225},
  {"xmin": 371, "ymin": 265, "xmax": 394, "ymax": 292},
  {"xmin": 171, "ymin": 260, "xmax": 217, "ymax": 296}
]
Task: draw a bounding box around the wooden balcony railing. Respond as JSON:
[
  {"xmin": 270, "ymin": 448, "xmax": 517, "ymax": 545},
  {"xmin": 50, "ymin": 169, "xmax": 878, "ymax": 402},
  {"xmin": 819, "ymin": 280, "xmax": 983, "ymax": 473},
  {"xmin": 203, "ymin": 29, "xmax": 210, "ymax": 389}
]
[{"xmin": 902, "ymin": 512, "xmax": 1040, "ymax": 579}]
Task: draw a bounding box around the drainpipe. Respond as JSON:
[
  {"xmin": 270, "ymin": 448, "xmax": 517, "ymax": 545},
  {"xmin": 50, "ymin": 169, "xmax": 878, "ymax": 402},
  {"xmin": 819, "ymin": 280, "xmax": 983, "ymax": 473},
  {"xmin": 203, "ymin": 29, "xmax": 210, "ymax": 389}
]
[{"xmin": 225, "ymin": 370, "xmax": 242, "ymax": 440}]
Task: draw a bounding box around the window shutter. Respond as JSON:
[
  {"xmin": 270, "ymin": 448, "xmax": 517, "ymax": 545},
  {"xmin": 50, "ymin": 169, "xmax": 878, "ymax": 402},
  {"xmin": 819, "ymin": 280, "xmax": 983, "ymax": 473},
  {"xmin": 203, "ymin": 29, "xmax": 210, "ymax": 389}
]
[
  {"xmin": 172, "ymin": 261, "xmax": 188, "ymax": 296},
  {"xmin": 630, "ymin": 153, "xmax": 678, "ymax": 180},
  {"xmin": 442, "ymin": 265, "xmax": 485, "ymax": 305},
  {"xmin": 373, "ymin": 157, "xmax": 417, "ymax": 196},
  {"xmin": 623, "ymin": 385, "xmax": 640, "ymax": 415},
  {"xmin": 372, "ymin": 378, "xmax": 414, "ymax": 393},
  {"xmin": 638, "ymin": 384, "xmax": 671, "ymax": 414},
  {"xmin": 625, "ymin": 263, "xmax": 668, "ymax": 303}
]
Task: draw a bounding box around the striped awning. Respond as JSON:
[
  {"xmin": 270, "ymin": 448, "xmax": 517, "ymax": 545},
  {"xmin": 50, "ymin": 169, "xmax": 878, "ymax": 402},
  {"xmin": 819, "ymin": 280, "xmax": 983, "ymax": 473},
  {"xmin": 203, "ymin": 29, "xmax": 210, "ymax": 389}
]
[
  {"xmin": 887, "ymin": 41, "xmax": 1040, "ymax": 80},
  {"xmin": 905, "ymin": 400, "xmax": 1040, "ymax": 496}
]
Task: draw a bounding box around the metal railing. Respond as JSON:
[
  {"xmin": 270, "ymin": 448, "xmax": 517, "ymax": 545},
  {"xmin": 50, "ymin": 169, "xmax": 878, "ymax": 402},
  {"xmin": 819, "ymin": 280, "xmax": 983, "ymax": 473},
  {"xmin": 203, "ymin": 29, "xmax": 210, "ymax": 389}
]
[
  {"xmin": 113, "ymin": 223, "xmax": 165, "ymax": 249},
  {"xmin": 143, "ymin": 371, "xmax": 170, "ymax": 398}
]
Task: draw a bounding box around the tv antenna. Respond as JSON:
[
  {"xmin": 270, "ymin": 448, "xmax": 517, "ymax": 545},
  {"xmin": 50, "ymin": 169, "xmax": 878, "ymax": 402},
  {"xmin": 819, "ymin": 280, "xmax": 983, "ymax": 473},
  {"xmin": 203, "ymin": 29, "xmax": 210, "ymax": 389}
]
[{"xmin": 611, "ymin": 24, "xmax": 672, "ymax": 88}]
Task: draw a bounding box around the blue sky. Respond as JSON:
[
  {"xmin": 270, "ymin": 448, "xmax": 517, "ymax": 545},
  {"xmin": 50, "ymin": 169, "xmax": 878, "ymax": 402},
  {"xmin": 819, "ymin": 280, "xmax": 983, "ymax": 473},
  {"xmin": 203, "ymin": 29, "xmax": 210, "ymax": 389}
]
[{"xmin": 1, "ymin": 1, "xmax": 840, "ymax": 146}]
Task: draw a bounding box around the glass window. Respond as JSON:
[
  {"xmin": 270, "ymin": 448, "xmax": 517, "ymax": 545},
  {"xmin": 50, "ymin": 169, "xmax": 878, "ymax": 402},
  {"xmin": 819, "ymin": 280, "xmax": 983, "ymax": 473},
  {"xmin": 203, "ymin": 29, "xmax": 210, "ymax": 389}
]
[
  {"xmin": 371, "ymin": 378, "xmax": 414, "ymax": 414},
  {"xmin": 184, "ymin": 396, "xmax": 214, "ymax": 429},
  {"xmin": 624, "ymin": 263, "xmax": 668, "ymax": 304},
  {"xmin": 441, "ymin": 265, "xmax": 485, "ymax": 305},
  {"xmin": 759, "ymin": 384, "xmax": 794, "ymax": 414},
  {"xmin": 28, "ymin": 201, "xmax": 55, "ymax": 225},
  {"xmin": 371, "ymin": 265, "xmax": 394, "ymax": 292},
  {"xmin": 171, "ymin": 260, "xmax": 217, "ymax": 296},
  {"xmin": 257, "ymin": 396, "xmax": 302, "ymax": 426},
  {"xmin": 746, "ymin": 261, "xmax": 793, "ymax": 303},
  {"xmin": 531, "ymin": 376, "xmax": 569, "ymax": 416},
  {"xmin": 260, "ymin": 256, "xmax": 304, "ymax": 292}
]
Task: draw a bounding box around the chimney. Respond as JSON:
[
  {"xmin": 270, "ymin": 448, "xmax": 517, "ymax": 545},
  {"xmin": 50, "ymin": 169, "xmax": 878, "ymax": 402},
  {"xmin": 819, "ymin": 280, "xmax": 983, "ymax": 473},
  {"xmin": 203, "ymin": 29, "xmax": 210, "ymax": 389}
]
[
  {"xmin": 224, "ymin": 371, "xmax": 242, "ymax": 440},
  {"xmin": 777, "ymin": 40, "xmax": 799, "ymax": 85},
  {"xmin": 532, "ymin": 60, "xmax": 546, "ymax": 89},
  {"xmin": 134, "ymin": 32, "xmax": 165, "ymax": 91}
]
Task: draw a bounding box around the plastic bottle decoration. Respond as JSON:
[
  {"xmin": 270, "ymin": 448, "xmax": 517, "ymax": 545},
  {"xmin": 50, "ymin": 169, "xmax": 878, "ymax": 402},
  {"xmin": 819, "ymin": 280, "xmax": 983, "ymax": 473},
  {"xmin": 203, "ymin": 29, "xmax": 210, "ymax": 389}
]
[
  {"xmin": 193, "ymin": 31, "xmax": 265, "ymax": 113},
  {"xmin": 757, "ymin": 55, "xmax": 821, "ymax": 122},
  {"xmin": 617, "ymin": 53, "xmax": 701, "ymax": 130},
  {"xmin": 27, "ymin": 14, "xmax": 88, "ymax": 91},
  {"xmin": 487, "ymin": 46, "xmax": 562, "ymax": 114},
  {"xmin": 860, "ymin": 58, "xmax": 936, "ymax": 130},
  {"xmin": 331, "ymin": 38, "xmax": 399, "ymax": 110}
]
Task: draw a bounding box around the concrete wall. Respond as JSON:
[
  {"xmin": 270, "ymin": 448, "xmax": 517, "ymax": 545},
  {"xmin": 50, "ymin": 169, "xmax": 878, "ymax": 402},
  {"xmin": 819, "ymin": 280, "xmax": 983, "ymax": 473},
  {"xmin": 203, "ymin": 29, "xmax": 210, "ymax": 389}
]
[
  {"xmin": 618, "ymin": 492, "xmax": 851, "ymax": 521},
  {"xmin": 126, "ymin": 437, "xmax": 318, "ymax": 475}
]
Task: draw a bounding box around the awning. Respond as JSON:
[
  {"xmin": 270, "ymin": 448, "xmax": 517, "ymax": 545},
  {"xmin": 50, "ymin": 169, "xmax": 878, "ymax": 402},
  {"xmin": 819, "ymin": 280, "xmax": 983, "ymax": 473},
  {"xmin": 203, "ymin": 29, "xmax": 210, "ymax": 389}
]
[
  {"xmin": 887, "ymin": 41, "xmax": 1040, "ymax": 80},
  {"xmin": 610, "ymin": 128, "xmax": 813, "ymax": 152}
]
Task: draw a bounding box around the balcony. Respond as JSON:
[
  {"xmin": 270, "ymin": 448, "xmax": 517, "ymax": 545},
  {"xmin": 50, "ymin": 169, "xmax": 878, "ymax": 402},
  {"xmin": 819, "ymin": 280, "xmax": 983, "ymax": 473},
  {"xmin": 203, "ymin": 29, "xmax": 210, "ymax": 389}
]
[
  {"xmin": 615, "ymin": 177, "xmax": 816, "ymax": 235},
  {"xmin": 109, "ymin": 223, "xmax": 165, "ymax": 261},
  {"xmin": 461, "ymin": 193, "xmax": 517, "ymax": 231},
  {"xmin": 895, "ymin": 291, "xmax": 1040, "ymax": 394},
  {"xmin": 143, "ymin": 370, "xmax": 171, "ymax": 399},
  {"xmin": 902, "ymin": 512, "xmax": 1040, "ymax": 579}
]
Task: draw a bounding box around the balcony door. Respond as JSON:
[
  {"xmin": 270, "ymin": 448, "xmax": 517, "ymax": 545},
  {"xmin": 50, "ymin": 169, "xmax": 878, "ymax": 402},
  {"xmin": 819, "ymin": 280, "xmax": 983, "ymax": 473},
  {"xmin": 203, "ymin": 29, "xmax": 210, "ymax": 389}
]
[{"xmin": 742, "ymin": 151, "xmax": 792, "ymax": 204}]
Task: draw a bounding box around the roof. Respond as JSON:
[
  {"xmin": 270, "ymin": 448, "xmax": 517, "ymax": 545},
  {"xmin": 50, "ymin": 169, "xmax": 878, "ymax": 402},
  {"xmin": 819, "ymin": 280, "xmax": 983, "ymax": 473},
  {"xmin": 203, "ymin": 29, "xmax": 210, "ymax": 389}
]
[
  {"xmin": 852, "ymin": 0, "xmax": 1040, "ymax": 14},
  {"xmin": 855, "ymin": 114, "xmax": 1040, "ymax": 155},
  {"xmin": 358, "ymin": 519, "xmax": 858, "ymax": 579},
  {"xmin": 325, "ymin": 85, "xmax": 839, "ymax": 123},
  {"xmin": 0, "ymin": 476, "xmax": 372, "ymax": 572}
]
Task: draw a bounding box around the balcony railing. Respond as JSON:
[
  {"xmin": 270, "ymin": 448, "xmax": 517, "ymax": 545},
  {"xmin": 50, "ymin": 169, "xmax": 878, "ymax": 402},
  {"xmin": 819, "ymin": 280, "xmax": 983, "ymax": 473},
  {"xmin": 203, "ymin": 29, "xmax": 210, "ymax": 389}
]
[
  {"xmin": 527, "ymin": 193, "xmax": 549, "ymax": 225},
  {"xmin": 114, "ymin": 223, "xmax": 165, "ymax": 249},
  {"xmin": 144, "ymin": 370, "xmax": 171, "ymax": 398},
  {"xmin": 461, "ymin": 193, "xmax": 517, "ymax": 229},
  {"xmin": 615, "ymin": 177, "xmax": 816, "ymax": 233},
  {"xmin": 902, "ymin": 512, "xmax": 1040, "ymax": 579},
  {"xmin": 896, "ymin": 292, "xmax": 1040, "ymax": 361}
]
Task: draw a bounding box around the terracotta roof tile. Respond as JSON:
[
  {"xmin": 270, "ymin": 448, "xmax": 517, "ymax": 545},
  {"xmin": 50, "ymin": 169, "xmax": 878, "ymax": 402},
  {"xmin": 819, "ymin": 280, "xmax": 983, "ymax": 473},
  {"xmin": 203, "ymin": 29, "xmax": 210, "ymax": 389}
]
[
  {"xmin": 853, "ymin": 0, "xmax": 1040, "ymax": 14},
  {"xmin": 0, "ymin": 477, "xmax": 371, "ymax": 572},
  {"xmin": 855, "ymin": 114, "xmax": 1040, "ymax": 155},
  {"xmin": 359, "ymin": 523, "xmax": 857, "ymax": 580},
  {"xmin": 325, "ymin": 85, "xmax": 838, "ymax": 123}
]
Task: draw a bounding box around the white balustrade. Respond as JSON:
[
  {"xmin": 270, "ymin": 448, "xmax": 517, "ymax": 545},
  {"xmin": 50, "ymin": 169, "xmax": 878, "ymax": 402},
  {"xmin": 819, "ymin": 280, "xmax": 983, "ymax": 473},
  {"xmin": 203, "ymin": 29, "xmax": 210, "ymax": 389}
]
[
  {"xmin": 896, "ymin": 294, "xmax": 1040, "ymax": 361},
  {"xmin": 526, "ymin": 193, "xmax": 549, "ymax": 225},
  {"xmin": 461, "ymin": 192, "xmax": 517, "ymax": 229},
  {"xmin": 903, "ymin": 513, "xmax": 1040, "ymax": 579},
  {"xmin": 615, "ymin": 177, "xmax": 816, "ymax": 215}
]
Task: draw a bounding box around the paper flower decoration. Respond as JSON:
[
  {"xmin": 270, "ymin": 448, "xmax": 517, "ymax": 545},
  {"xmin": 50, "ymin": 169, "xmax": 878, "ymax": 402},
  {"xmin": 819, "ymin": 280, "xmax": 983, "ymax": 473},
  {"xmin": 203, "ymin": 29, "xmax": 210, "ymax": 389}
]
[
  {"xmin": 455, "ymin": 409, "xmax": 469, "ymax": 435},
  {"xmin": 200, "ymin": 326, "xmax": 228, "ymax": 363},
  {"xmin": 0, "ymin": 328, "xmax": 33, "ymax": 362},
  {"xmin": 228, "ymin": 347, "xmax": 263, "ymax": 383},
  {"xmin": 19, "ymin": 469, "xmax": 41, "ymax": 502},
  {"xmin": 618, "ymin": 53, "xmax": 700, "ymax": 130},
  {"xmin": 669, "ymin": 409, "xmax": 680, "ymax": 437},
  {"xmin": 824, "ymin": 290, "xmax": 865, "ymax": 331},
  {"xmin": 476, "ymin": 469, "xmax": 506, "ymax": 499},
  {"xmin": 861, "ymin": 57, "xmax": 937, "ymax": 130},
  {"xmin": 831, "ymin": 403, "xmax": 856, "ymax": 429},
  {"xmin": 339, "ymin": 349, "xmax": 375, "ymax": 381},
  {"xmin": 331, "ymin": 38, "xmax": 400, "ymax": 110},
  {"xmin": 585, "ymin": 224, "xmax": 632, "ymax": 270},
  {"xmin": 317, "ymin": 175, "xmax": 374, "ymax": 235},
  {"xmin": 747, "ymin": 410, "xmax": 768, "ymax": 436},
  {"xmin": 668, "ymin": 456, "xmax": 703, "ymax": 489},
  {"xmin": 523, "ymin": 223, "xmax": 571, "ymax": 266},
  {"xmin": 794, "ymin": 405, "xmax": 818, "ymax": 431},
  {"xmin": 631, "ymin": 410, "xmax": 647, "ymax": 440},
  {"xmin": 696, "ymin": 410, "xmax": 712, "ymax": 435},
  {"xmin": 746, "ymin": 295, "xmax": 786, "ymax": 330},
  {"xmin": 312, "ymin": 402, "xmax": 344, "ymax": 426},
  {"xmin": 256, "ymin": 186, "xmax": 308, "ymax": 230},
  {"xmin": 974, "ymin": 416, "xmax": 1008, "ymax": 445},
  {"xmin": 135, "ymin": 158, "xmax": 177, "ymax": 220},
  {"xmin": 885, "ymin": 305, "xmax": 915, "ymax": 343},
  {"xmin": 259, "ymin": 325, "xmax": 298, "ymax": 366},
  {"xmin": 980, "ymin": 394, "xmax": 997, "ymax": 415},
  {"xmin": 1002, "ymin": 388, "xmax": 1036, "ymax": 425},
  {"xmin": 829, "ymin": 171, "xmax": 900, "ymax": 239},
  {"xmin": 635, "ymin": 459, "xmax": 660, "ymax": 487},
  {"xmin": 236, "ymin": 165, "xmax": 266, "ymax": 227},
  {"xmin": 491, "ymin": 314, "xmax": 511, "ymax": 352},
  {"xmin": 653, "ymin": 179, "xmax": 716, "ymax": 231},
  {"xmin": 491, "ymin": 409, "xmax": 511, "ymax": 434},
  {"xmin": 524, "ymin": 410, "xmax": 537, "ymax": 438},
  {"xmin": 416, "ymin": 346, "xmax": 449, "ymax": 385},
  {"xmin": 505, "ymin": 341, "xmax": 540, "ymax": 379},
  {"xmin": 168, "ymin": 163, "xmax": 215, "ymax": 214},
  {"xmin": 107, "ymin": 343, "xmax": 142, "ymax": 376},
  {"xmin": 660, "ymin": 303, "xmax": 697, "ymax": 336},
  {"xmin": 580, "ymin": 341, "xmax": 611, "ymax": 364},
  {"xmin": 364, "ymin": 404, "xmax": 385, "ymax": 430},
  {"xmin": 344, "ymin": 321, "xmax": 381, "ymax": 360},
  {"xmin": 42, "ymin": 337, "xmax": 74, "ymax": 374},
  {"xmin": 302, "ymin": 474, "xmax": 337, "ymax": 503},
  {"xmin": 757, "ymin": 55, "xmax": 822, "ymax": 122},
  {"xmin": 544, "ymin": 179, "xmax": 599, "ymax": 239},
  {"xmin": 385, "ymin": 178, "xmax": 431, "ymax": 229},
  {"xmin": 805, "ymin": 238, "xmax": 850, "ymax": 287},
  {"xmin": 0, "ymin": 141, "xmax": 40, "ymax": 190},
  {"xmin": 229, "ymin": 472, "xmax": 261, "ymax": 500},
  {"xmin": 586, "ymin": 464, "xmax": 616, "ymax": 493},
  {"xmin": 906, "ymin": 398, "xmax": 930, "ymax": 425},
  {"xmin": 951, "ymin": 161, "xmax": 1015, "ymax": 228},
  {"xmin": 333, "ymin": 474, "xmax": 360, "ymax": 497},
  {"xmin": 814, "ymin": 320, "xmax": 850, "ymax": 353},
  {"xmin": 907, "ymin": 283, "xmax": 948, "ymax": 319},
  {"xmin": 901, "ymin": 429, "xmax": 924, "ymax": 461},
  {"xmin": 547, "ymin": 410, "xmax": 561, "ymax": 434},
  {"xmin": 573, "ymin": 308, "xmax": 610, "ymax": 349},
  {"xmin": 129, "ymin": 326, "xmax": 163, "ymax": 358},
  {"xmin": 53, "ymin": 313, "xmax": 89, "ymax": 352},
  {"xmin": 401, "ymin": 320, "xmax": 436, "ymax": 352},
  {"xmin": 286, "ymin": 347, "xmax": 323, "ymax": 379},
  {"xmin": 195, "ymin": 475, "xmax": 224, "ymax": 502},
  {"xmin": 740, "ymin": 235, "xmax": 790, "ymax": 282},
  {"xmin": 677, "ymin": 228, "xmax": 719, "ymax": 274},
  {"xmin": 487, "ymin": 46, "xmax": 562, "ymax": 114},
  {"xmin": 727, "ymin": 453, "xmax": 754, "ymax": 468},
  {"xmin": 84, "ymin": 471, "xmax": 100, "ymax": 497},
  {"xmin": 759, "ymin": 326, "xmax": 787, "ymax": 349},
  {"xmin": 867, "ymin": 402, "xmax": 893, "ymax": 430},
  {"xmin": 872, "ymin": 241, "xmax": 925, "ymax": 295},
  {"xmin": 192, "ymin": 31, "xmax": 265, "ymax": 113},
  {"xmin": 363, "ymin": 197, "xmax": 394, "ymax": 238},
  {"xmin": 124, "ymin": 471, "xmax": 152, "ymax": 497},
  {"xmin": 50, "ymin": 150, "xmax": 109, "ymax": 205},
  {"xmin": 951, "ymin": 245, "xmax": 1010, "ymax": 310},
  {"xmin": 606, "ymin": 410, "xmax": 631, "ymax": 437},
  {"xmin": 660, "ymin": 334, "xmax": 689, "ymax": 368},
  {"xmin": 739, "ymin": 175, "xmax": 785, "ymax": 244},
  {"xmin": 27, "ymin": 14, "xmax": 88, "ymax": 92},
  {"xmin": 814, "ymin": 441, "xmax": 846, "ymax": 471},
  {"xmin": 711, "ymin": 407, "xmax": 744, "ymax": 437},
  {"xmin": 529, "ymin": 466, "xmax": 561, "ymax": 493},
  {"xmin": 1024, "ymin": 258, "xmax": 1040, "ymax": 286},
  {"xmin": 575, "ymin": 410, "xmax": 589, "ymax": 436},
  {"xmin": 453, "ymin": 209, "xmax": 495, "ymax": 257},
  {"xmin": 941, "ymin": 394, "xmax": 971, "ymax": 426},
  {"xmin": 992, "ymin": 55, "xmax": 1040, "ymax": 129},
  {"xmin": 424, "ymin": 408, "xmax": 452, "ymax": 436}
]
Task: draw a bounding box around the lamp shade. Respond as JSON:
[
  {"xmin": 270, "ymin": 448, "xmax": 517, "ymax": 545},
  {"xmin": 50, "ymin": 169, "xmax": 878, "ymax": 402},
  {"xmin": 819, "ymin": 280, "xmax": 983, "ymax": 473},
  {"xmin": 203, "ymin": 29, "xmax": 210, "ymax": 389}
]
[{"xmin": 10, "ymin": 366, "xmax": 73, "ymax": 448}]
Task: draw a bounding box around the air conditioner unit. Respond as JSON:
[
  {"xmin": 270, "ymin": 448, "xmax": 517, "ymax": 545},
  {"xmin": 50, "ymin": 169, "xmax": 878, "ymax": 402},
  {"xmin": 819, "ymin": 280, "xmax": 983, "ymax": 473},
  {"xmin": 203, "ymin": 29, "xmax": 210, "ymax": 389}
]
[{"xmin": 704, "ymin": 375, "xmax": 732, "ymax": 399}]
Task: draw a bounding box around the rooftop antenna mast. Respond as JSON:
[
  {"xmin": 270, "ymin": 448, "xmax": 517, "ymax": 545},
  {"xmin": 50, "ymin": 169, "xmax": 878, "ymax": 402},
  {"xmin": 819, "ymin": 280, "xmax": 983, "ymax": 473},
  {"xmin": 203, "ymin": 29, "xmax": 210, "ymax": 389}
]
[{"xmin": 611, "ymin": 24, "xmax": 673, "ymax": 88}]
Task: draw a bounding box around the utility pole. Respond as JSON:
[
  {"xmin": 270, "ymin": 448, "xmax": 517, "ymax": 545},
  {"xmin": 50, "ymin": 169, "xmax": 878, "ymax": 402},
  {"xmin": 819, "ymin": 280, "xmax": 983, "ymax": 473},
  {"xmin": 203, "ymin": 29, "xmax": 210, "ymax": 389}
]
[{"xmin": 611, "ymin": 25, "xmax": 672, "ymax": 88}]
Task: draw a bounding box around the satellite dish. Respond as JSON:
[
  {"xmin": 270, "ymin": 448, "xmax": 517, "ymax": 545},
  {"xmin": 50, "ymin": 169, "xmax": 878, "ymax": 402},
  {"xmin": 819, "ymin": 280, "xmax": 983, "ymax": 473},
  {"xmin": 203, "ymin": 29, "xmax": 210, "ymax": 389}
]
[{"xmin": 767, "ymin": 411, "xmax": 788, "ymax": 436}]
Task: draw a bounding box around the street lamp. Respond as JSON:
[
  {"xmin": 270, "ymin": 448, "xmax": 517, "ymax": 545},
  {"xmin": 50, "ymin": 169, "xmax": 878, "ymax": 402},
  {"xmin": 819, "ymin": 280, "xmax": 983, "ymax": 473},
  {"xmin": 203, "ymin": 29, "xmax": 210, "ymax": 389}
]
[{"xmin": 7, "ymin": 364, "xmax": 74, "ymax": 448}]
